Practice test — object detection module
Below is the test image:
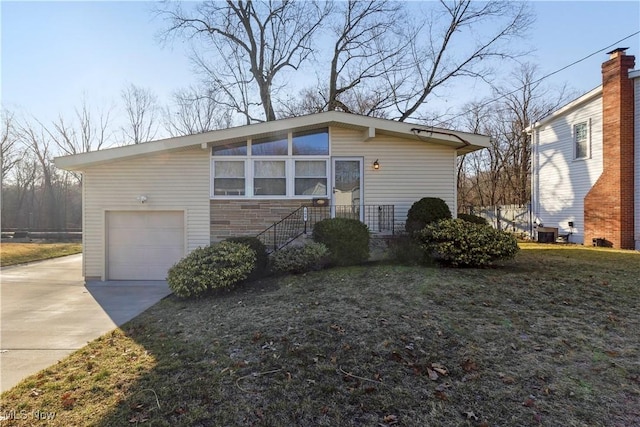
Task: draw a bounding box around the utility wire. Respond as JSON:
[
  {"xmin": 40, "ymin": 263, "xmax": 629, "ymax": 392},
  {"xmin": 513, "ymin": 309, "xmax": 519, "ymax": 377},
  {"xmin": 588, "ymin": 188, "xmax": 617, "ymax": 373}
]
[{"xmin": 443, "ymin": 30, "xmax": 640, "ymax": 124}]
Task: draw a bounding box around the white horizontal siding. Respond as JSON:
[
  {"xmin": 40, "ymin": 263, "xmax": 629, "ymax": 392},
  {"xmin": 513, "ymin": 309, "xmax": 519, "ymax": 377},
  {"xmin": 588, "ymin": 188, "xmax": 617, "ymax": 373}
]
[
  {"xmin": 330, "ymin": 126, "xmax": 457, "ymax": 225},
  {"xmin": 82, "ymin": 147, "xmax": 210, "ymax": 279},
  {"xmin": 533, "ymin": 95, "xmax": 603, "ymax": 244}
]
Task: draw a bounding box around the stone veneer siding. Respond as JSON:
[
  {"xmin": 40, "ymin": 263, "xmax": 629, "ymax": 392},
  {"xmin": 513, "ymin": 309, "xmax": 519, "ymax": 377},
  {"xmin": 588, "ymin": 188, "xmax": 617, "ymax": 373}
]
[{"xmin": 210, "ymin": 199, "xmax": 314, "ymax": 242}]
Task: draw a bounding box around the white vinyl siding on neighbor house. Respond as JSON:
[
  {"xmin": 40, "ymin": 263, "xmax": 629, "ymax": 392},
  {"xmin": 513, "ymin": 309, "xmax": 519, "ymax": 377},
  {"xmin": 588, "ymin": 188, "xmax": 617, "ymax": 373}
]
[
  {"xmin": 532, "ymin": 95, "xmax": 603, "ymax": 244},
  {"xmin": 330, "ymin": 126, "xmax": 458, "ymax": 223},
  {"xmin": 82, "ymin": 147, "xmax": 210, "ymax": 280}
]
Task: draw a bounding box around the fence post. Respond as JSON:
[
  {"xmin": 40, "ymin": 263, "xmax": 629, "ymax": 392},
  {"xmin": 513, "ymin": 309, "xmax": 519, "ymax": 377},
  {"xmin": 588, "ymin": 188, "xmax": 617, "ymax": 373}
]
[{"xmin": 496, "ymin": 206, "xmax": 502, "ymax": 231}]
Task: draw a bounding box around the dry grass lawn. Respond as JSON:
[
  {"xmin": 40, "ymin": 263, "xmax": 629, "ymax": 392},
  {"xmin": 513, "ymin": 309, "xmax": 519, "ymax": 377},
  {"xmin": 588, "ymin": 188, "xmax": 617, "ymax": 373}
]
[
  {"xmin": 0, "ymin": 242, "xmax": 82, "ymax": 267},
  {"xmin": 1, "ymin": 243, "xmax": 639, "ymax": 426}
]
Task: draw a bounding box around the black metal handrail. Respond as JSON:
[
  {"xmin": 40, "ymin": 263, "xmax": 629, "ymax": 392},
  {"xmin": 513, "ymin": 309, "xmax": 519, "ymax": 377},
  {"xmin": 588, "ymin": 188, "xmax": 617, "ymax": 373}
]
[{"xmin": 256, "ymin": 204, "xmax": 395, "ymax": 253}]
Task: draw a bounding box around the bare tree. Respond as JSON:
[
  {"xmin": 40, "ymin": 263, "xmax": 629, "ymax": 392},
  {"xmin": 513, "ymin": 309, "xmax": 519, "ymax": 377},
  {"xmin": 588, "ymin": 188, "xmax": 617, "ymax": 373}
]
[
  {"xmin": 157, "ymin": 0, "xmax": 330, "ymax": 123},
  {"xmin": 326, "ymin": 0, "xmax": 410, "ymax": 115},
  {"xmin": 121, "ymin": 83, "xmax": 159, "ymax": 144},
  {"xmin": 391, "ymin": 0, "xmax": 531, "ymax": 122},
  {"xmin": 165, "ymin": 86, "xmax": 234, "ymax": 136},
  {"xmin": 15, "ymin": 119, "xmax": 61, "ymax": 229},
  {"xmin": 457, "ymin": 63, "xmax": 572, "ymax": 210},
  {"xmin": 1, "ymin": 110, "xmax": 21, "ymax": 186}
]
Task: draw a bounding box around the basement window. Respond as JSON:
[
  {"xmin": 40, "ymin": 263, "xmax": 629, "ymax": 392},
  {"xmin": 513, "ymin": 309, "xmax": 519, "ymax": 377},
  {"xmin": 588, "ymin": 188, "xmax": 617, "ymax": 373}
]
[{"xmin": 574, "ymin": 121, "xmax": 590, "ymax": 159}]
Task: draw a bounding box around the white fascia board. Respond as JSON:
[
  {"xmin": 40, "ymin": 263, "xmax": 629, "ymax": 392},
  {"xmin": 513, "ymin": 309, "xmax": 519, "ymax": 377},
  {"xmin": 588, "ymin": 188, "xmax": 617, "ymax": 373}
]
[
  {"xmin": 525, "ymin": 86, "xmax": 603, "ymax": 133},
  {"xmin": 629, "ymin": 69, "xmax": 640, "ymax": 79},
  {"xmin": 54, "ymin": 110, "xmax": 490, "ymax": 170}
]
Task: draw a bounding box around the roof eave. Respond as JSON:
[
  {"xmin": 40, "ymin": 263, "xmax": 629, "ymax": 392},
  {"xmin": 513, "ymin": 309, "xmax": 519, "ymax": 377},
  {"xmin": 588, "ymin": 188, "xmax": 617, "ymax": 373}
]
[{"xmin": 54, "ymin": 111, "xmax": 490, "ymax": 170}]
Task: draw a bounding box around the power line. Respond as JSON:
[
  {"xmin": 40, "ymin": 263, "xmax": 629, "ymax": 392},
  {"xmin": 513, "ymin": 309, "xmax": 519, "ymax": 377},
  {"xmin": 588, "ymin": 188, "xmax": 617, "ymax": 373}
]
[{"xmin": 444, "ymin": 30, "xmax": 640, "ymax": 124}]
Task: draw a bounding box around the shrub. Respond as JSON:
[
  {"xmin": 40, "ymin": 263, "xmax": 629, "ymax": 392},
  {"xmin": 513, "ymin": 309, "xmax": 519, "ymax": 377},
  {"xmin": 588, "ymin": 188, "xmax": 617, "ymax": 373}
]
[
  {"xmin": 416, "ymin": 218, "xmax": 519, "ymax": 267},
  {"xmin": 312, "ymin": 218, "xmax": 370, "ymax": 266},
  {"xmin": 167, "ymin": 241, "xmax": 256, "ymax": 298},
  {"xmin": 387, "ymin": 234, "xmax": 431, "ymax": 266},
  {"xmin": 457, "ymin": 213, "xmax": 489, "ymax": 226},
  {"xmin": 225, "ymin": 236, "xmax": 268, "ymax": 279},
  {"xmin": 270, "ymin": 242, "xmax": 329, "ymax": 274},
  {"xmin": 405, "ymin": 197, "xmax": 452, "ymax": 234}
]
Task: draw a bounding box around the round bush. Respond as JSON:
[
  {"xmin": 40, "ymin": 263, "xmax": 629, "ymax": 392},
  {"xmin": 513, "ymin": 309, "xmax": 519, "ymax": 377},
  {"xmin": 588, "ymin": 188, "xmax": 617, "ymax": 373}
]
[
  {"xmin": 225, "ymin": 236, "xmax": 268, "ymax": 278},
  {"xmin": 405, "ymin": 197, "xmax": 452, "ymax": 234},
  {"xmin": 416, "ymin": 218, "xmax": 519, "ymax": 267},
  {"xmin": 312, "ymin": 218, "xmax": 370, "ymax": 266},
  {"xmin": 270, "ymin": 242, "xmax": 329, "ymax": 274},
  {"xmin": 167, "ymin": 241, "xmax": 256, "ymax": 298},
  {"xmin": 457, "ymin": 213, "xmax": 489, "ymax": 226}
]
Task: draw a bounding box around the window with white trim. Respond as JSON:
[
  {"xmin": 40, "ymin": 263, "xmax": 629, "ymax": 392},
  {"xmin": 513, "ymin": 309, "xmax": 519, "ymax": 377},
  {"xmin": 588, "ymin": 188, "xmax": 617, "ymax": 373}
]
[
  {"xmin": 295, "ymin": 160, "xmax": 328, "ymax": 195},
  {"xmin": 574, "ymin": 121, "xmax": 589, "ymax": 159},
  {"xmin": 254, "ymin": 160, "xmax": 286, "ymax": 195},
  {"xmin": 213, "ymin": 161, "xmax": 245, "ymax": 195},
  {"xmin": 211, "ymin": 128, "xmax": 329, "ymax": 198}
]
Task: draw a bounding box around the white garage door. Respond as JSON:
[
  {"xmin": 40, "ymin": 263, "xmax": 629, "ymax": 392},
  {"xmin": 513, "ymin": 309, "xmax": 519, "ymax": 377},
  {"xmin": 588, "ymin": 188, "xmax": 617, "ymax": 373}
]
[{"xmin": 107, "ymin": 211, "xmax": 184, "ymax": 280}]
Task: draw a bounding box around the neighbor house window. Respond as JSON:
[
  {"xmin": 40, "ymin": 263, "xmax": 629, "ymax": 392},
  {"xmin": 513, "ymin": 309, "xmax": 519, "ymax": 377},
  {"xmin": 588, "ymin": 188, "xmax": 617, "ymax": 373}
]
[
  {"xmin": 574, "ymin": 121, "xmax": 589, "ymax": 159},
  {"xmin": 254, "ymin": 160, "xmax": 286, "ymax": 195},
  {"xmin": 213, "ymin": 161, "xmax": 245, "ymax": 195},
  {"xmin": 294, "ymin": 160, "xmax": 328, "ymax": 195},
  {"xmin": 252, "ymin": 135, "xmax": 288, "ymax": 156},
  {"xmin": 292, "ymin": 128, "xmax": 329, "ymax": 155}
]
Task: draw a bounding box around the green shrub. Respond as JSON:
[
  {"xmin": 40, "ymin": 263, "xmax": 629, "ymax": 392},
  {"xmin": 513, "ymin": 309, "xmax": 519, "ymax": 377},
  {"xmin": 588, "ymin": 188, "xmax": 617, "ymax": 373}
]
[
  {"xmin": 270, "ymin": 242, "xmax": 329, "ymax": 274},
  {"xmin": 225, "ymin": 236, "xmax": 268, "ymax": 279},
  {"xmin": 416, "ymin": 218, "xmax": 519, "ymax": 267},
  {"xmin": 387, "ymin": 234, "xmax": 430, "ymax": 266},
  {"xmin": 312, "ymin": 218, "xmax": 370, "ymax": 266},
  {"xmin": 167, "ymin": 241, "xmax": 256, "ymax": 298},
  {"xmin": 457, "ymin": 213, "xmax": 489, "ymax": 226},
  {"xmin": 405, "ymin": 197, "xmax": 452, "ymax": 234}
]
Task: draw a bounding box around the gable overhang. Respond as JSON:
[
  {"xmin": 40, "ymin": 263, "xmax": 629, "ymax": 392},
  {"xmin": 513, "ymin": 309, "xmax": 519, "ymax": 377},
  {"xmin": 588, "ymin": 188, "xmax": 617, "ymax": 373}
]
[
  {"xmin": 55, "ymin": 111, "xmax": 490, "ymax": 171},
  {"xmin": 525, "ymin": 86, "xmax": 603, "ymax": 133}
]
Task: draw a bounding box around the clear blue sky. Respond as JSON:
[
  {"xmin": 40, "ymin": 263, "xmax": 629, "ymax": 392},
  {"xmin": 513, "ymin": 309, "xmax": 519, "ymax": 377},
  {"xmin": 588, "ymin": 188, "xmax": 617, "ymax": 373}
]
[{"xmin": 1, "ymin": 1, "xmax": 639, "ymax": 138}]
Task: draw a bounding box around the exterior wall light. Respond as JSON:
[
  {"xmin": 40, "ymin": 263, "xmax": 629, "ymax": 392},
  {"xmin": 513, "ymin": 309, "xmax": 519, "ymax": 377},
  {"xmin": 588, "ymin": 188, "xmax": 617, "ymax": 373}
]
[
  {"xmin": 373, "ymin": 159, "xmax": 380, "ymax": 170},
  {"xmin": 136, "ymin": 195, "xmax": 148, "ymax": 204}
]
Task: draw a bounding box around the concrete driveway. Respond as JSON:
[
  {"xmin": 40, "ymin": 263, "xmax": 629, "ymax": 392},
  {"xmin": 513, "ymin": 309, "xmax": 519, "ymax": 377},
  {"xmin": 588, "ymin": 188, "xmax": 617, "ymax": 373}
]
[{"xmin": 0, "ymin": 254, "xmax": 171, "ymax": 392}]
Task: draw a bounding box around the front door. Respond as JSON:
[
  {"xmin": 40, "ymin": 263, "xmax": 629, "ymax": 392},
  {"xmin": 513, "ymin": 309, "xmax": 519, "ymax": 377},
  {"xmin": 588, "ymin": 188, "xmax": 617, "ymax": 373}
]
[{"xmin": 332, "ymin": 158, "xmax": 363, "ymax": 221}]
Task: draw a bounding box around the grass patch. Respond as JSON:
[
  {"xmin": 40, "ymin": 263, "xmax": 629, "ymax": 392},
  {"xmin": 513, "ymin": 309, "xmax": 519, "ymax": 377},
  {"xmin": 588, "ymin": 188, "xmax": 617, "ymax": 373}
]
[
  {"xmin": 1, "ymin": 244, "xmax": 639, "ymax": 426},
  {"xmin": 0, "ymin": 242, "xmax": 82, "ymax": 267}
]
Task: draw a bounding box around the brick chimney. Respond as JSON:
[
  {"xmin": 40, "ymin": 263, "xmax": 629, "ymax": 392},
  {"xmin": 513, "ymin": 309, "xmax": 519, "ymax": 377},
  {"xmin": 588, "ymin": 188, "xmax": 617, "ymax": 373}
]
[{"xmin": 584, "ymin": 48, "xmax": 635, "ymax": 249}]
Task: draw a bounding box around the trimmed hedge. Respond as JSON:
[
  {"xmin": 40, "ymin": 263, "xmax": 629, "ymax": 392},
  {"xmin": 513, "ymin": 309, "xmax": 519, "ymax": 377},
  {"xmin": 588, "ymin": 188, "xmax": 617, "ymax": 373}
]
[
  {"xmin": 457, "ymin": 213, "xmax": 489, "ymax": 226},
  {"xmin": 406, "ymin": 197, "xmax": 452, "ymax": 234},
  {"xmin": 167, "ymin": 241, "xmax": 256, "ymax": 298},
  {"xmin": 416, "ymin": 218, "xmax": 519, "ymax": 267},
  {"xmin": 312, "ymin": 217, "xmax": 370, "ymax": 266},
  {"xmin": 225, "ymin": 236, "xmax": 268, "ymax": 279},
  {"xmin": 270, "ymin": 242, "xmax": 329, "ymax": 274}
]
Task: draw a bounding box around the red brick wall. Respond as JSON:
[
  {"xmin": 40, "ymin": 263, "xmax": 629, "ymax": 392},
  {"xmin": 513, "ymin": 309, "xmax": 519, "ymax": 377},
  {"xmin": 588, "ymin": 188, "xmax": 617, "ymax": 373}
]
[
  {"xmin": 210, "ymin": 199, "xmax": 312, "ymax": 242},
  {"xmin": 584, "ymin": 50, "xmax": 635, "ymax": 249}
]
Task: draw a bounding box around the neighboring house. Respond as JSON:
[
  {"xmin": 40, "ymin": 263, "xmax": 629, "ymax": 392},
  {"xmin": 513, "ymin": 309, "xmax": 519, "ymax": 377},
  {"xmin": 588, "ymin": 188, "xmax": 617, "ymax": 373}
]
[
  {"xmin": 528, "ymin": 48, "xmax": 639, "ymax": 250},
  {"xmin": 55, "ymin": 111, "xmax": 490, "ymax": 281}
]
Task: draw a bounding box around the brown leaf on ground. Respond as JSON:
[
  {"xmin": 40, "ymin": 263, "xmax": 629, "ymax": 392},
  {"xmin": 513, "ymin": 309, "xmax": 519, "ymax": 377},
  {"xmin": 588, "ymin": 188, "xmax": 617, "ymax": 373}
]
[
  {"xmin": 462, "ymin": 410, "xmax": 478, "ymax": 421},
  {"xmin": 427, "ymin": 368, "xmax": 439, "ymax": 380},
  {"xmin": 431, "ymin": 362, "xmax": 449, "ymax": 375},
  {"xmin": 382, "ymin": 414, "xmax": 399, "ymax": 424},
  {"xmin": 461, "ymin": 358, "xmax": 478, "ymax": 372},
  {"xmin": 330, "ymin": 324, "xmax": 345, "ymax": 334}
]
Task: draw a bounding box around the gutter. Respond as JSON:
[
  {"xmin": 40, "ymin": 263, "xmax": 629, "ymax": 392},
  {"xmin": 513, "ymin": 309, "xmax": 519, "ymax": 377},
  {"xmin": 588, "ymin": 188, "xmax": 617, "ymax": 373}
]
[{"xmin": 410, "ymin": 127, "xmax": 471, "ymax": 148}]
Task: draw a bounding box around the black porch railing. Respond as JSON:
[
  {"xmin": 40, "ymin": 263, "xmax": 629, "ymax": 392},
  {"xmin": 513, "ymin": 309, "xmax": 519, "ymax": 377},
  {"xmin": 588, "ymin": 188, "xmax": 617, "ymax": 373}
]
[{"xmin": 256, "ymin": 204, "xmax": 395, "ymax": 253}]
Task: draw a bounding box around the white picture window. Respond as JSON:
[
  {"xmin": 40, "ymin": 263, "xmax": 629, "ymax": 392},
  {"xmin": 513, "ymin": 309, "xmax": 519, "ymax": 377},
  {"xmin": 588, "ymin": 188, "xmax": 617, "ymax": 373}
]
[
  {"xmin": 294, "ymin": 160, "xmax": 327, "ymax": 195},
  {"xmin": 214, "ymin": 161, "xmax": 245, "ymax": 196},
  {"xmin": 574, "ymin": 121, "xmax": 589, "ymax": 159},
  {"xmin": 254, "ymin": 160, "xmax": 286, "ymax": 195}
]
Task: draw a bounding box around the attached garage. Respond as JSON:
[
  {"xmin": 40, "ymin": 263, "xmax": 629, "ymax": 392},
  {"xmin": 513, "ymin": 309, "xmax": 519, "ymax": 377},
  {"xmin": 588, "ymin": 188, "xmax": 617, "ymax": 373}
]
[{"xmin": 106, "ymin": 211, "xmax": 185, "ymax": 280}]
